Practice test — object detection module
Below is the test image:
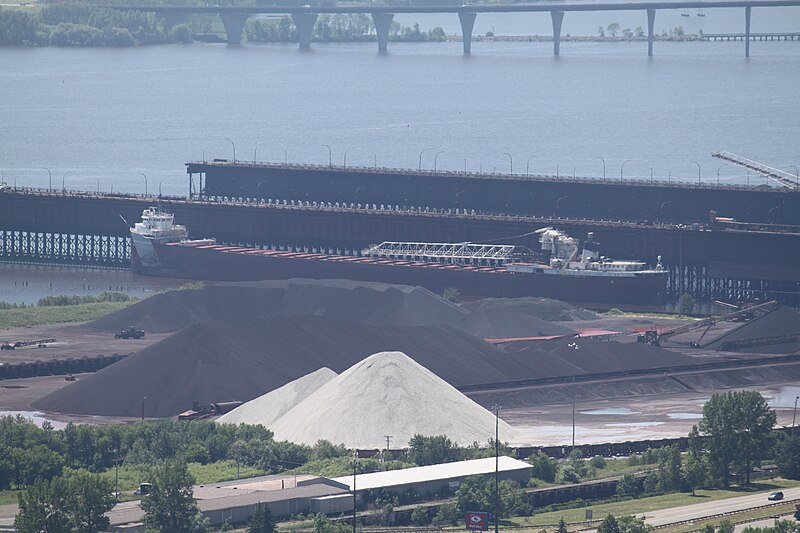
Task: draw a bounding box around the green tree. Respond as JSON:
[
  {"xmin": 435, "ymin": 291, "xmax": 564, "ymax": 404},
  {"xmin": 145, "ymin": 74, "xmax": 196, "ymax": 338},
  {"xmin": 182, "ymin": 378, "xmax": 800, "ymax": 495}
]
[
  {"xmin": 656, "ymin": 445, "xmax": 682, "ymax": 492},
  {"xmin": 431, "ymin": 502, "xmax": 458, "ymax": 526},
  {"xmin": 718, "ymin": 519, "xmax": 735, "ymax": 533},
  {"xmin": 64, "ymin": 469, "xmax": 115, "ymax": 533},
  {"xmin": 529, "ymin": 451, "xmax": 557, "ymax": 482},
  {"xmin": 169, "ymin": 23, "xmax": 192, "ymax": 44},
  {"xmin": 677, "ymin": 293, "xmax": 695, "ymax": 315},
  {"xmin": 684, "ymin": 453, "xmax": 706, "ymax": 496},
  {"xmin": 406, "ymin": 434, "xmax": 459, "ymax": 466},
  {"xmin": 557, "ymin": 517, "xmax": 568, "ymax": 533},
  {"xmin": 616, "ymin": 474, "xmax": 638, "ymax": 498},
  {"xmin": 617, "ymin": 515, "xmax": 649, "ymax": 533},
  {"xmin": 14, "ymin": 477, "xmax": 72, "ymax": 533},
  {"xmin": 598, "ymin": 514, "xmax": 621, "ymax": 533},
  {"xmin": 140, "ymin": 460, "xmax": 203, "ymax": 532},
  {"xmin": 776, "ymin": 436, "xmax": 800, "ymax": 480},
  {"xmin": 410, "ymin": 506, "xmax": 429, "ymax": 526},
  {"xmin": 699, "ymin": 391, "xmax": 776, "ymax": 485},
  {"xmin": 606, "ymin": 23, "xmax": 620, "ymax": 37},
  {"xmin": 248, "ymin": 502, "xmax": 276, "ymax": 533}
]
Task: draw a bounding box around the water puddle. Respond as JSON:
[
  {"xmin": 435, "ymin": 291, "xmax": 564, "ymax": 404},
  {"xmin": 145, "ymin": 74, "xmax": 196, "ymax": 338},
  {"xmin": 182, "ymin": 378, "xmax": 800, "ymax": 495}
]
[
  {"xmin": 768, "ymin": 386, "xmax": 800, "ymax": 408},
  {"xmin": 580, "ymin": 408, "xmax": 637, "ymax": 415},
  {"xmin": 0, "ymin": 410, "xmax": 67, "ymax": 429},
  {"xmin": 667, "ymin": 412, "xmax": 703, "ymax": 420}
]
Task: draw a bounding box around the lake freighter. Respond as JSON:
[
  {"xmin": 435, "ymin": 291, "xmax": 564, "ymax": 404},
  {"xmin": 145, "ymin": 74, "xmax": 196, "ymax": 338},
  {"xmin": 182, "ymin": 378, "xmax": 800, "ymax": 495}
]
[{"xmin": 129, "ymin": 207, "xmax": 667, "ymax": 305}]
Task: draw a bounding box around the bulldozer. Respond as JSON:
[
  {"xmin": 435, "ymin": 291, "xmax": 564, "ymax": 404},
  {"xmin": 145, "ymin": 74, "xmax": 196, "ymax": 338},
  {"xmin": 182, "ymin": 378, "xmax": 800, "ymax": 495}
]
[{"xmin": 114, "ymin": 326, "xmax": 145, "ymax": 340}]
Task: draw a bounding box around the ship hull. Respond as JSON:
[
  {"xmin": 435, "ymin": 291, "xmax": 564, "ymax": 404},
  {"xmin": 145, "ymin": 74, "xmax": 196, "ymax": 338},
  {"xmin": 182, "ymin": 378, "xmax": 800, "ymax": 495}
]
[{"xmin": 132, "ymin": 242, "xmax": 667, "ymax": 306}]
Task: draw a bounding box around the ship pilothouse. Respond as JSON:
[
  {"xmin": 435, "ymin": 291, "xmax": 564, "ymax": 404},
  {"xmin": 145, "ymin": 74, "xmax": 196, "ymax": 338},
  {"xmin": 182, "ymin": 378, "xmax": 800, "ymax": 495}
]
[{"xmin": 130, "ymin": 207, "xmax": 189, "ymax": 268}]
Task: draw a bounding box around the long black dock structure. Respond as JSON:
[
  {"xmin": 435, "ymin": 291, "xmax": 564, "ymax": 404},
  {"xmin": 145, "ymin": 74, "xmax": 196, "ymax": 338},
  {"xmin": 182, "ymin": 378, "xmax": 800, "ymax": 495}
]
[{"xmin": 1, "ymin": 182, "xmax": 799, "ymax": 306}]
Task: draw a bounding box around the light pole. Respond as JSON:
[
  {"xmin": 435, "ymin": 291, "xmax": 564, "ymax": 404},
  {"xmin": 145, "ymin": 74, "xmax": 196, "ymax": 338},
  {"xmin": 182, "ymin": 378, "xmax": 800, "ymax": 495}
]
[
  {"xmin": 791, "ymin": 165, "xmax": 799, "ymax": 188},
  {"xmin": 492, "ymin": 404, "xmax": 501, "ymax": 533},
  {"xmin": 42, "ymin": 167, "xmax": 52, "ymax": 191},
  {"xmin": 113, "ymin": 448, "xmax": 119, "ymax": 501},
  {"xmin": 159, "ymin": 179, "xmax": 165, "ymax": 197},
  {"xmin": 503, "ymin": 152, "xmax": 513, "ymax": 175},
  {"xmin": 595, "ymin": 157, "xmax": 606, "ymax": 180},
  {"xmin": 141, "ymin": 396, "xmax": 147, "ymax": 421},
  {"xmin": 226, "ymin": 139, "xmax": 236, "ymax": 162},
  {"xmin": 526, "ymin": 156, "xmax": 535, "ymax": 177},
  {"xmin": 418, "ymin": 148, "xmax": 433, "ymax": 171},
  {"xmin": 61, "ymin": 171, "xmax": 71, "ymax": 193},
  {"xmin": 793, "ymin": 396, "xmax": 799, "ymax": 437},
  {"xmin": 693, "ymin": 162, "xmax": 701, "ymax": 185},
  {"xmin": 139, "ymin": 173, "xmax": 148, "ymax": 196},
  {"xmin": 343, "ymin": 148, "xmax": 353, "ymax": 169},
  {"xmin": 434, "ymin": 151, "xmax": 445, "ymax": 172},
  {"xmin": 322, "ymin": 144, "xmax": 332, "ymax": 168},
  {"xmin": 717, "ymin": 164, "xmax": 725, "ymax": 187},
  {"xmin": 620, "ymin": 160, "xmax": 631, "ymax": 182}
]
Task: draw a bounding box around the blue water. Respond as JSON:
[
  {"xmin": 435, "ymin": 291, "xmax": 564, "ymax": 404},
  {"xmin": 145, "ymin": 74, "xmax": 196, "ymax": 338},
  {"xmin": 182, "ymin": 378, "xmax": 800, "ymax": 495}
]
[{"xmin": 1, "ymin": 15, "xmax": 799, "ymax": 196}]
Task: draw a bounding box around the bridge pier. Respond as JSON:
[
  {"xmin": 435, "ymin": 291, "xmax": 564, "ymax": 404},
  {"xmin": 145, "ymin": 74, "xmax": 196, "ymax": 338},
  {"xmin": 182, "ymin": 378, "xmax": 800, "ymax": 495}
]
[
  {"xmin": 292, "ymin": 13, "xmax": 318, "ymax": 49},
  {"xmin": 219, "ymin": 13, "xmax": 248, "ymax": 45},
  {"xmin": 647, "ymin": 8, "xmax": 656, "ymax": 56},
  {"xmin": 744, "ymin": 6, "xmax": 751, "ymax": 57},
  {"xmin": 458, "ymin": 12, "xmax": 477, "ymax": 54},
  {"xmin": 371, "ymin": 13, "xmax": 394, "ymax": 52},
  {"xmin": 550, "ymin": 10, "xmax": 565, "ymax": 56}
]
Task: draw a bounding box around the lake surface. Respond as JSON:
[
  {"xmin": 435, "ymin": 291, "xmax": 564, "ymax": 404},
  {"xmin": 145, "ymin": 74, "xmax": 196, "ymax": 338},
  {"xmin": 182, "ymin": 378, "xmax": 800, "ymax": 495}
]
[{"xmin": 1, "ymin": 9, "xmax": 799, "ymax": 195}]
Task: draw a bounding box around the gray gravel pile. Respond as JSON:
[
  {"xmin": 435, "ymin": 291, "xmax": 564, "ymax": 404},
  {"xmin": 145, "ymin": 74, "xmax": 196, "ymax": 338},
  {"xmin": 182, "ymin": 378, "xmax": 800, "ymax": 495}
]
[
  {"xmin": 217, "ymin": 367, "xmax": 337, "ymax": 426},
  {"xmin": 268, "ymin": 351, "xmax": 517, "ymax": 448}
]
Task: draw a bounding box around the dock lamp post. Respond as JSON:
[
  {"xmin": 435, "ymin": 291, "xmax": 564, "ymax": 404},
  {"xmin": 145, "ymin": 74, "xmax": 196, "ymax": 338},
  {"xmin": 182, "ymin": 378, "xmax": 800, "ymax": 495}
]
[
  {"xmin": 620, "ymin": 160, "xmax": 631, "ymax": 182},
  {"xmin": 792, "ymin": 396, "xmax": 799, "ymax": 437},
  {"xmin": 344, "ymin": 148, "xmax": 353, "ymax": 169},
  {"xmin": 322, "ymin": 144, "xmax": 332, "ymax": 168},
  {"xmin": 226, "ymin": 139, "xmax": 236, "ymax": 162},
  {"xmin": 595, "ymin": 157, "xmax": 606, "ymax": 180},
  {"xmin": 434, "ymin": 151, "xmax": 445, "ymax": 172},
  {"xmin": 492, "ymin": 404, "xmax": 502, "ymax": 533},
  {"xmin": 693, "ymin": 162, "xmax": 701, "ymax": 185},
  {"xmin": 418, "ymin": 148, "xmax": 433, "ymax": 171},
  {"xmin": 42, "ymin": 168, "xmax": 52, "ymax": 192},
  {"xmin": 61, "ymin": 171, "xmax": 71, "ymax": 193},
  {"xmin": 526, "ymin": 156, "xmax": 535, "ymax": 177},
  {"xmin": 139, "ymin": 173, "xmax": 148, "ymax": 196},
  {"xmin": 503, "ymin": 152, "xmax": 513, "ymax": 176}
]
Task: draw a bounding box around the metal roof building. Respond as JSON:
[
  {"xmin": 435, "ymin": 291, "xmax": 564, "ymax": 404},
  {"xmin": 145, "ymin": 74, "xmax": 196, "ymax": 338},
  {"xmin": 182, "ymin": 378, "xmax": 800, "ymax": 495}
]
[{"xmin": 333, "ymin": 456, "xmax": 531, "ymax": 495}]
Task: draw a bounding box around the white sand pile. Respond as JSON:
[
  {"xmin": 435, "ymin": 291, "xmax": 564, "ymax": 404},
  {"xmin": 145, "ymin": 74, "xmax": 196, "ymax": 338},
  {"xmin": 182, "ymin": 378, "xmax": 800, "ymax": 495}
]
[
  {"xmin": 217, "ymin": 367, "xmax": 337, "ymax": 426},
  {"xmin": 268, "ymin": 351, "xmax": 516, "ymax": 448}
]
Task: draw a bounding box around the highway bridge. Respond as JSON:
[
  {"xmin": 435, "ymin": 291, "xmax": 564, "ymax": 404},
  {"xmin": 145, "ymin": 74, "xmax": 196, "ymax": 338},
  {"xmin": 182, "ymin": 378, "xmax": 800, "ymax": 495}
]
[{"xmin": 104, "ymin": 0, "xmax": 800, "ymax": 56}]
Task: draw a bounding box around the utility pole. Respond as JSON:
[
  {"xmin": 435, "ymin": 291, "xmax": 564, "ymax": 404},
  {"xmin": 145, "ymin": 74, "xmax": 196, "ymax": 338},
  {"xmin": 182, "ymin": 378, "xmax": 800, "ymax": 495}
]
[
  {"xmin": 383, "ymin": 436, "xmax": 392, "ymax": 470},
  {"xmin": 492, "ymin": 404, "xmax": 501, "ymax": 533},
  {"xmin": 793, "ymin": 396, "xmax": 799, "ymax": 437},
  {"xmin": 352, "ymin": 451, "xmax": 358, "ymax": 533}
]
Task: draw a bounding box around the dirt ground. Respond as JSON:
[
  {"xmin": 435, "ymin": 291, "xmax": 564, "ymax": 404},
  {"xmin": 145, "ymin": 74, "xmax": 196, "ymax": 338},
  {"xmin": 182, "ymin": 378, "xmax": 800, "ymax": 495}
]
[{"xmin": 0, "ymin": 322, "xmax": 170, "ymax": 365}]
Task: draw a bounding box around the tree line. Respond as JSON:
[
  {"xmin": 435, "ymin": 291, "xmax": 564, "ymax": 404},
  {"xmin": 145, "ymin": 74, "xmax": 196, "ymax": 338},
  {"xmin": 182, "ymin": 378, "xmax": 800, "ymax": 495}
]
[{"xmin": 0, "ymin": 6, "xmax": 445, "ymax": 47}]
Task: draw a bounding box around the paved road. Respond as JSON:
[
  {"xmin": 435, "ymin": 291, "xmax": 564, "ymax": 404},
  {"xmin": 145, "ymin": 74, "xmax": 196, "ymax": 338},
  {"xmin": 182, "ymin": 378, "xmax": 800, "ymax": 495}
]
[{"xmin": 637, "ymin": 487, "xmax": 800, "ymax": 526}]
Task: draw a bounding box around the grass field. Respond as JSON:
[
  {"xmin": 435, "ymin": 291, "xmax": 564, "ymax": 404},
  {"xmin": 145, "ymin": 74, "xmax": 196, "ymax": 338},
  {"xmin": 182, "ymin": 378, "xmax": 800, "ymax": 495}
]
[
  {"xmin": 508, "ymin": 478, "xmax": 800, "ymax": 528},
  {"xmin": 0, "ymin": 300, "xmax": 135, "ymax": 329},
  {"xmin": 97, "ymin": 460, "xmax": 266, "ymax": 493}
]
